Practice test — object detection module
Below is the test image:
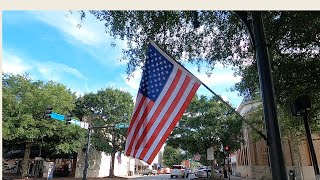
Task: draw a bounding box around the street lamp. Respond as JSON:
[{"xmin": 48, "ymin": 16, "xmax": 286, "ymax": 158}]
[
  {"xmin": 192, "ymin": 11, "xmax": 200, "ymax": 29},
  {"xmin": 235, "ymin": 11, "xmax": 288, "ymax": 180},
  {"xmin": 291, "ymin": 94, "xmax": 320, "ymax": 179},
  {"xmin": 82, "ymin": 124, "xmax": 115, "ymax": 180},
  {"xmin": 192, "ymin": 11, "xmax": 288, "ymax": 179}
]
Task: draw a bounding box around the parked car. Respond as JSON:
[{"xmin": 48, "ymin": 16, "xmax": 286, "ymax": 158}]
[
  {"xmin": 142, "ymin": 169, "xmax": 157, "ymax": 175},
  {"xmin": 194, "ymin": 166, "xmax": 207, "ymax": 176},
  {"xmin": 187, "ymin": 168, "xmax": 192, "ymax": 174},
  {"xmin": 196, "ymin": 169, "xmax": 223, "ymax": 179},
  {"xmin": 160, "ymin": 167, "xmax": 171, "ymax": 174},
  {"xmin": 142, "ymin": 169, "xmax": 151, "ymax": 175},
  {"xmin": 170, "ymin": 165, "xmax": 189, "ymax": 178},
  {"xmin": 152, "ymin": 169, "xmax": 158, "ymax": 175}
]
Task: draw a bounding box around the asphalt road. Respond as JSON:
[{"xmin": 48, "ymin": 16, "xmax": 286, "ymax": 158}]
[{"xmin": 131, "ymin": 173, "xmax": 198, "ymax": 179}]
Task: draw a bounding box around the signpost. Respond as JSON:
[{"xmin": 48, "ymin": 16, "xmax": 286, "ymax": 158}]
[
  {"xmin": 115, "ymin": 123, "xmax": 129, "ymax": 129},
  {"xmin": 45, "ymin": 109, "xmax": 130, "ymax": 180},
  {"xmin": 45, "ymin": 109, "xmax": 130, "ymax": 179},
  {"xmin": 207, "ymin": 147, "xmax": 214, "ymax": 160},
  {"xmin": 48, "ymin": 111, "xmax": 89, "ymax": 129},
  {"xmin": 47, "ymin": 110, "xmax": 128, "ymax": 130},
  {"xmin": 82, "ymin": 123, "xmax": 129, "ymax": 180},
  {"xmin": 50, "ymin": 112, "xmax": 65, "ymax": 121}
]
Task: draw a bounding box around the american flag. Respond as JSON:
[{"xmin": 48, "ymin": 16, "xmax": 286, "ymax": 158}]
[
  {"xmin": 194, "ymin": 153, "xmax": 201, "ymax": 161},
  {"xmin": 124, "ymin": 41, "xmax": 201, "ymax": 164},
  {"xmin": 117, "ymin": 152, "xmax": 122, "ymax": 164}
]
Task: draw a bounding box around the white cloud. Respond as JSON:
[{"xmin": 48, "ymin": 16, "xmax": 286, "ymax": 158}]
[
  {"xmin": 122, "ymin": 69, "xmax": 142, "ymax": 91},
  {"xmin": 29, "ymin": 11, "xmax": 105, "ymax": 46},
  {"xmin": 34, "ymin": 61, "xmax": 87, "ymax": 81},
  {"xmin": 117, "ymin": 62, "xmax": 243, "ymax": 107},
  {"xmin": 2, "ymin": 50, "xmax": 86, "ymax": 82},
  {"xmin": 221, "ymin": 94, "xmax": 229, "ymax": 102},
  {"xmin": 195, "ymin": 71, "xmax": 241, "ymax": 86},
  {"xmin": 188, "ymin": 63, "xmax": 241, "ymax": 87},
  {"xmin": 28, "ymin": 11, "xmax": 126, "ymax": 66},
  {"xmin": 183, "ymin": 62, "xmax": 243, "ymax": 107},
  {"xmin": 2, "ymin": 51, "xmax": 32, "ymax": 74}
]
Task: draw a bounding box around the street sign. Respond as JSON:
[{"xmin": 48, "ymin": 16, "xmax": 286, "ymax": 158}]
[
  {"xmin": 207, "ymin": 147, "xmax": 215, "ymax": 160},
  {"xmin": 71, "ymin": 119, "xmax": 81, "ymax": 126},
  {"xmin": 115, "ymin": 123, "xmax": 129, "ymax": 129},
  {"xmin": 50, "ymin": 111, "xmax": 89, "ymax": 129},
  {"xmin": 80, "ymin": 121, "xmax": 90, "ymax": 129},
  {"xmin": 50, "ymin": 112, "xmax": 65, "ymax": 121}
]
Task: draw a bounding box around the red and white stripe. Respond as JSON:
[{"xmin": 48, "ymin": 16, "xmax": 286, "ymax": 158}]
[{"xmin": 125, "ymin": 64, "xmax": 200, "ymax": 164}]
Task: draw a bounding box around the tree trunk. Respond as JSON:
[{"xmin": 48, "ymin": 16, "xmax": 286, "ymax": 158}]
[
  {"xmin": 211, "ymin": 160, "xmax": 215, "ymax": 179},
  {"xmin": 21, "ymin": 142, "xmax": 32, "ymax": 177},
  {"xmin": 223, "ymin": 155, "xmax": 228, "ymax": 178},
  {"xmin": 289, "ymin": 137, "xmax": 304, "ymax": 180},
  {"xmin": 109, "ymin": 131, "xmax": 117, "ymax": 177},
  {"xmin": 71, "ymin": 153, "xmax": 78, "ymax": 177},
  {"xmin": 109, "ymin": 152, "xmax": 116, "ymax": 177}
]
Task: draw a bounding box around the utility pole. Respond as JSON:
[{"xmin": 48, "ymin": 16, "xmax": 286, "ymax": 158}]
[
  {"xmin": 302, "ymin": 112, "xmax": 320, "ymax": 177},
  {"xmin": 82, "ymin": 125, "xmax": 115, "ymax": 180},
  {"xmin": 82, "ymin": 127, "xmax": 92, "ymax": 180},
  {"xmin": 252, "ymin": 11, "xmax": 288, "ymax": 180},
  {"xmin": 291, "ymin": 94, "xmax": 320, "ymax": 179},
  {"xmin": 82, "ymin": 123, "xmax": 128, "ymax": 180},
  {"xmin": 235, "ymin": 11, "xmax": 288, "ymax": 180}
]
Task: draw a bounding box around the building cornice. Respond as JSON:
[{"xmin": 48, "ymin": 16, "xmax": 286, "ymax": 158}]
[{"xmin": 236, "ymin": 99, "xmax": 261, "ymax": 114}]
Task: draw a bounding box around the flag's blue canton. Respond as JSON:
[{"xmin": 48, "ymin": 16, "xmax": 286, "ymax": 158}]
[{"xmin": 139, "ymin": 45, "xmax": 174, "ymax": 101}]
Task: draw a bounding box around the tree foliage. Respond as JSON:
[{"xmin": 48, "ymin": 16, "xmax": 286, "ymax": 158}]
[
  {"xmin": 83, "ymin": 11, "xmax": 319, "ymax": 94},
  {"xmin": 166, "ymin": 95, "xmax": 243, "ymax": 165},
  {"xmin": 83, "ymin": 10, "xmax": 252, "ymax": 78},
  {"xmin": 2, "ymin": 73, "xmax": 86, "ymax": 176},
  {"xmin": 162, "ymin": 145, "xmax": 185, "ymax": 168},
  {"xmin": 245, "ymin": 103, "xmax": 320, "ymax": 143},
  {"xmin": 233, "ymin": 12, "xmax": 320, "ymax": 132},
  {"xmin": 74, "ymin": 88, "xmax": 134, "ymax": 177},
  {"xmin": 82, "ymin": 10, "xmax": 320, "ymax": 141}
]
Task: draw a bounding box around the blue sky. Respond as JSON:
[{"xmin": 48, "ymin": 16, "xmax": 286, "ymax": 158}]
[{"xmin": 2, "ymin": 10, "xmax": 243, "ymax": 108}]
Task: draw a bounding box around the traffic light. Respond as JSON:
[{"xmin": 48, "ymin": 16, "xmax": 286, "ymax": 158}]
[
  {"xmin": 65, "ymin": 114, "xmax": 72, "ymax": 125},
  {"xmin": 225, "ymin": 146, "xmax": 229, "ymax": 151},
  {"xmin": 45, "ymin": 106, "xmax": 53, "ymax": 119}
]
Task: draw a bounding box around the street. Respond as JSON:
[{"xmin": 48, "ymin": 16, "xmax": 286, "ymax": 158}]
[
  {"xmin": 3, "ymin": 173, "xmax": 246, "ymax": 180},
  {"xmin": 128, "ymin": 173, "xmax": 198, "ymax": 180},
  {"xmin": 124, "ymin": 174, "xmax": 245, "ymax": 180}
]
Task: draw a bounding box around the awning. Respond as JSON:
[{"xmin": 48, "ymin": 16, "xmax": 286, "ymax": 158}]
[{"xmin": 135, "ymin": 159, "xmax": 149, "ymax": 166}]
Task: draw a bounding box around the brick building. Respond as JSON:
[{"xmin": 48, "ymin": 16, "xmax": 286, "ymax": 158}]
[{"xmin": 234, "ymin": 99, "xmax": 320, "ymax": 180}]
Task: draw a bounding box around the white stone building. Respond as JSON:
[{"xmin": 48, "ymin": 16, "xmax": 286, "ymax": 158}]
[{"xmin": 74, "ymin": 145, "xmax": 165, "ymax": 178}]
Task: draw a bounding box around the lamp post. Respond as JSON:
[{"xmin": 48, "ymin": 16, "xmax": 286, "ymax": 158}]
[
  {"xmin": 82, "ymin": 127, "xmax": 92, "ymax": 180},
  {"xmin": 82, "ymin": 125, "xmax": 115, "ymax": 180},
  {"xmin": 235, "ymin": 11, "xmax": 288, "ymax": 180},
  {"xmin": 291, "ymin": 95, "xmax": 320, "ymax": 179}
]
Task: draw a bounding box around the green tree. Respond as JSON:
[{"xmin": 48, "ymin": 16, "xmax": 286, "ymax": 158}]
[
  {"xmin": 81, "ymin": 10, "xmax": 319, "ymax": 158},
  {"xmin": 2, "ymin": 74, "xmax": 86, "ymax": 177},
  {"xmin": 82, "ymin": 11, "xmax": 317, "ymax": 79},
  {"xmin": 82, "ymin": 10, "xmax": 319, "ymax": 114},
  {"xmin": 233, "ymin": 12, "xmax": 319, "ymax": 129},
  {"xmin": 162, "ymin": 145, "xmax": 185, "ymax": 168},
  {"xmin": 75, "ymin": 88, "xmax": 134, "ymax": 177},
  {"xmin": 166, "ymin": 95, "xmax": 243, "ymax": 166},
  {"xmin": 83, "ymin": 11, "xmax": 251, "ymax": 78}
]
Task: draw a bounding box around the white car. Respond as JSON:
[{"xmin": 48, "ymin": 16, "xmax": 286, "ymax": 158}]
[
  {"xmin": 194, "ymin": 166, "xmax": 206, "ymax": 176},
  {"xmin": 170, "ymin": 165, "xmax": 189, "ymax": 178},
  {"xmin": 196, "ymin": 169, "xmax": 223, "ymax": 179},
  {"xmin": 187, "ymin": 168, "xmax": 192, "ymax": 174}
]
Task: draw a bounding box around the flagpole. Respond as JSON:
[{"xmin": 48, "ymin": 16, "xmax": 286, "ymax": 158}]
[
  {"xmin": 150, "ymin": 40, "xmax": 268, "ymax": 142},
  {"xmin": 201, "ymin": 82, "xmax": 268, "ymax": 143}
]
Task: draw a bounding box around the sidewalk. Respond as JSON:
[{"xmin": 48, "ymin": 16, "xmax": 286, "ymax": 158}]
[
  {"xmin": 4, "ymin": 175, "xmax": 254, "ymax": 180},
  {"xmin": 193, "ymin": 175, "xmax": 254, "ymax": 180},
  {"xmin": 3, "ymin": 175, "xmax": 144, "ymax": 180}
]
